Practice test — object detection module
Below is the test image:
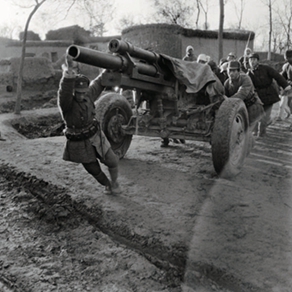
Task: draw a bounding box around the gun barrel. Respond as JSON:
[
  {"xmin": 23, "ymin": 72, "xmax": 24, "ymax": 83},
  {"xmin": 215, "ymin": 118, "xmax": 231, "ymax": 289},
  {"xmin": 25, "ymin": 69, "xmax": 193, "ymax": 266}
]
[
  {"xmin": 109, "ymin": 39, "xmax": 160, "ymax": 64},
  {"xmin": 67, "ymin": 45, "xmax": 125, "ymax": 70},
  {"xmin": 67, "ymin": 45, "xmax": 158, "ymax": 77}
]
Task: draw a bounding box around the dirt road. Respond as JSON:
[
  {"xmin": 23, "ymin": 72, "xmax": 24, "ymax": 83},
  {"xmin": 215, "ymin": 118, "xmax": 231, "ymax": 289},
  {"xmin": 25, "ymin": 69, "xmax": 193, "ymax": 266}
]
[{"xmin": 0, "ymin": 102, "xmax": 291, "ymax": 291}]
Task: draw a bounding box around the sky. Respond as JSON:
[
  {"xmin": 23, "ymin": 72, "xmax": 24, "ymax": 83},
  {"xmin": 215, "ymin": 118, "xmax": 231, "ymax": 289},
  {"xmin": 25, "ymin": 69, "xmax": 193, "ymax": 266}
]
[{"xmin": 0, "ymin": 0, "xmax": 271, "ymax": 49}]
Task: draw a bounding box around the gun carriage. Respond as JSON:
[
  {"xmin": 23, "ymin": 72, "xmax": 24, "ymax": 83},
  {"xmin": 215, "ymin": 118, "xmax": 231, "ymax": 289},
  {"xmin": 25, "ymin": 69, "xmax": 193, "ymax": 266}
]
[{"xmin": 67, "ymin": 39, "xmax": 250, "ymax": 178}]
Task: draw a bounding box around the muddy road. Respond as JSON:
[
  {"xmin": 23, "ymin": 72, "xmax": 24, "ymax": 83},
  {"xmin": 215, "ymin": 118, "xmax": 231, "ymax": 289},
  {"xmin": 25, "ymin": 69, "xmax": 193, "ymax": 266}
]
[{"xmin": 0, "ymin": 99, "xmax": 292, "ymax": 291}]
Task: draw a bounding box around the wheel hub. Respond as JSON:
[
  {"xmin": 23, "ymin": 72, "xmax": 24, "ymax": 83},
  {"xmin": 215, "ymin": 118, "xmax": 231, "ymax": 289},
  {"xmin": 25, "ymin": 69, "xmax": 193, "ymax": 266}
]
[
  {"xmin": 230, "ymin": 115, "xmax": 246, "ymax": 163},
  {"xmin": 107, "ymin": 113, "xmax": 126, "ymax": 144}
]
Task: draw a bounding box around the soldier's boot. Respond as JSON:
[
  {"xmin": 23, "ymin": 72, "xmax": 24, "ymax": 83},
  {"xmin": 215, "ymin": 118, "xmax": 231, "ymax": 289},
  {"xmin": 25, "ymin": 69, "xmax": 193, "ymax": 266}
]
[
  {"xmin": 252, "ymin": 122, "xmax": 259, "ymax": 137},
  {"xmin": 259, "ymin": 126, "xmax": 267, "ymax": 137},
  {"xmin": 108, "ymin": 167, "xmax": 121, "ymax": 194},
  {"xmin": 92, "ymin": 171, "xmax": 112, "ymax": 195},
  {"xmin": 161, "ymin": 138, "xmax": 169, "ymax": 147}
]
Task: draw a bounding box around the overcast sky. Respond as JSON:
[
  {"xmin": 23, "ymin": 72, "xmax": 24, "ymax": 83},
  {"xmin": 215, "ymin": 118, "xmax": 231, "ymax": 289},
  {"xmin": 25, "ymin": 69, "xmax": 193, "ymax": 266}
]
[{"xmin": 0, "ymin": 0, "xmax": 270, "ymax": 48}]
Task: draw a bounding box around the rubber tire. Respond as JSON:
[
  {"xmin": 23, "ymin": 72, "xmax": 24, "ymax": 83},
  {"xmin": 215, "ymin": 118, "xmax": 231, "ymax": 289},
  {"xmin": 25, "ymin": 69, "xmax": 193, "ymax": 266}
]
[
  {"xmin": 211, "ymin": 98, "xmax": 249, "ymax": 178},
  {"xmin": 95, "ymin": 92, "xmax": 133, "ymax": 159}
]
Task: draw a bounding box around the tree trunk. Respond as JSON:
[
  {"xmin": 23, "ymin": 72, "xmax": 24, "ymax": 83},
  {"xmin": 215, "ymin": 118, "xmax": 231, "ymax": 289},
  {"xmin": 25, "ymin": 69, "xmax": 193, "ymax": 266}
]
[
  {"xmin": 218, "ymin": 0, "xmax": 224, "ymax": 63},
  {"xmin": 195, "ymin": 0, "xmax": 201, "ymax": 29},
  {"xmin": 268, "ymin": 0, "xmax": 272, "ymax": 60},
  {"xmin": 14, "ymin": 1, "xmax": 46, "ymax": 114}
]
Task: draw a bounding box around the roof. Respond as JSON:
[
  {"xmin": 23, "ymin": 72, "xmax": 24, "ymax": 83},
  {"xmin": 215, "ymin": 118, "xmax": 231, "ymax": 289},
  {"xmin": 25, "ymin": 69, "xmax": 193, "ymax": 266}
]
[{"xmin": 123, "ymin": 23, "xmax": 255, "ymax": 41}]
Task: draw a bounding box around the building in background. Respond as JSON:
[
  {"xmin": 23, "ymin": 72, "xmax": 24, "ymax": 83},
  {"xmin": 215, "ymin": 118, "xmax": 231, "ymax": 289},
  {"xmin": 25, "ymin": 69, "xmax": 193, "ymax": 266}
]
[{"xmin": 0, "ymin": 24, "xmax": 283, "ymax": 91}]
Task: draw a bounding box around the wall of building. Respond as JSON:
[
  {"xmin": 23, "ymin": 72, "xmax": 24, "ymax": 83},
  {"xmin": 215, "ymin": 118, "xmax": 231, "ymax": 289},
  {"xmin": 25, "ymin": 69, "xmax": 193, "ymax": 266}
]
[
  {"xmin": 0, "ymin": 57, "xmax": 57, "ymax": 91},
  {"xmin": 181, "ymin": 36, "xmax": 254, "ymax": 63},
  {"xmin": 0, "ymin": 40, "xmax": 73, "ymax": 62},
  {"xmin": 0, "ymin": 33, "xmax": 121, "ymax": 83},
  {"xmin": 122, "ymin": 24, "xmax": 255, "ymax": 63},
  {"xmin": 122, "ymin": 24, "xmax": 182, "ymax": 58},
  {"xmin": 1, "ymin": 25, "xmax": 270, "ymax": 90}
]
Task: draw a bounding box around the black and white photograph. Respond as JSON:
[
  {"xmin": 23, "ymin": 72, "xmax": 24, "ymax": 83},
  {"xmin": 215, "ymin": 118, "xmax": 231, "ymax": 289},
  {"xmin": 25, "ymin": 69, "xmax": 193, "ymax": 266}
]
[{"xmin": 0, "ymin": 0, "xmax": 292, "ymax": 291}]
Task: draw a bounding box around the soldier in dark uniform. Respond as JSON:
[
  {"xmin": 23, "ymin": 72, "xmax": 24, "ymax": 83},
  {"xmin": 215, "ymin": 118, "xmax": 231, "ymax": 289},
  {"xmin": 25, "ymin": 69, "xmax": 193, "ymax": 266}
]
[
  {"xmin": 208, "ymin": 60, "xmax": 226, "ymax": 85},
  {"xmin": 247, "ymin": 53, "xmax": 291, "ymax": 137},
  {"xmin": 224, "ymin": 60, "xmax": 264, "ymax": 131},
  {"xmin": 58, "ymin": 54, "xmax": 121, "ymax": 195}
]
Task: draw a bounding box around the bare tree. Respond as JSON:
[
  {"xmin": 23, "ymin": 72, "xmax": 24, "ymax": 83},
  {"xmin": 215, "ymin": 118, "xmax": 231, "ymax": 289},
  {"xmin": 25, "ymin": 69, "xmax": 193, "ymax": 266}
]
[
  {"xmin": 267, "ymin": 0, "xmax": 272, "ymax": 60},
  {"xmin": 13, "ymin": 0, "xmax": 77, "ymax": 114},
  {"xmin": 218, "ymin": 0, "xmax": 224, "ymax": 62},
  {"xmin": 273, "ymin": 0, "xmax": 292, "ymax": 51},
  {"xmin": 195, "ymin": 0, "xmax": 201, "ymax": 28},
  {"xmin": 77, "ymin": 0, "xmax": 115, "ymax": 36},
  {"xmin": 152, "ymin": 0, "xmax": 196, "ymax": 28},
  {"xmin": 267, "ymin": 14, "xmax": 284, "ymax": 53},
  {"xmin": 259, "ymin": 0, "xmax": 275, "ymax": 60},
  {"xmin": 14, "ymin": 0, "xmax": 47, "ymax": 114},
  {"xmin": 197, "ymin": 0, "xmax": 211, "ymax": 29},
  {"xmin": 117, "ymin": 15, "xmax": 141, "ymax": 33},
  {"xmin": 0, "ymin": 23, "xmax": 22, "ymax": 39},
  {"xmin": 230, "ymin": 0, "xmax": 246, "ymax": 29}
]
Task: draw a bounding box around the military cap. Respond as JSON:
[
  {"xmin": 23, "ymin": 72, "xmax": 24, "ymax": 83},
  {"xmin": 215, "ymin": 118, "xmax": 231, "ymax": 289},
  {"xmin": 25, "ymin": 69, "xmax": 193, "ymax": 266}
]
[
  {"xmin": 220, "ymin": 61, "xmax": 229, "ymax": 73},
  {"xmin": 249, "ymin": 53, "xmax": 260, "ymax": 60},
  {"xmin": 219, "ymin": 58, "xmax": 228, "ymax": 66},
  {"xmin": 244, "ymin": 47, "xmax": 252, "ymax": 55},
  {"xmin": 227, "ymin": 52, "xmax": 236, "ymax": 59},
  {"xmin": 186, "ymin": 45, "xmax": 194, "ymax": 51},
  {"xmin": 227, "ymin": 60, "xmax": 241, "ymax": 70},
  {"xmin": 284, "ymin": 49, "xmax": 292, "ymax": 59},
  {"xmin": 197, "ymin": 54, "xmax": 208, "ymax": 63},
  {"xmin": 74, "ymin": 75, "xmax": 90, "ymax": 92}
]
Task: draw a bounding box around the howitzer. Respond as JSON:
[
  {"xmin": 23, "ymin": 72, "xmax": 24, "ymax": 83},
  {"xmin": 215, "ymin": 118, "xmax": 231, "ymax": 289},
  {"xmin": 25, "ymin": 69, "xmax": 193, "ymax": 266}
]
[
  {"xmin": 67, "ymin": 40, "xmax": 174, "ymax": 94},
  {"xmin": 108, "ymin": 39, "xmax": 160, "ymax": 64},
  {"xmin": 66, "ymin": 40, "xmax": 252, "ymax": 178}
]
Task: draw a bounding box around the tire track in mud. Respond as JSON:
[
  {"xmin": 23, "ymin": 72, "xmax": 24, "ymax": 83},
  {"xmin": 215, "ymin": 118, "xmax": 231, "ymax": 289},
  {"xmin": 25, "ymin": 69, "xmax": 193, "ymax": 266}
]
[
  {"xmin": 0, "ymin": 142, "xmax": 268, "ymax": 292},
  {"xmin": 0, "ymin": 111, "xmax": 229, "ymax": 291},
  {"xmin": 0, "ymin": 164, "xmax": 184, "ymax": 291},
  {"xmin": 0, "ymin": 164, "xmax": 264, "ymax": 292}
]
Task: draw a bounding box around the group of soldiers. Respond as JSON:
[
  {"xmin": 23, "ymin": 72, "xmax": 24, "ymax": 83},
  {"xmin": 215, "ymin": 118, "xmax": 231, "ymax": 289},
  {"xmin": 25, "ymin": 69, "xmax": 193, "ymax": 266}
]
[{"xmin": 181, "ymin": 45, "xmax": 292, "ymax": 138}]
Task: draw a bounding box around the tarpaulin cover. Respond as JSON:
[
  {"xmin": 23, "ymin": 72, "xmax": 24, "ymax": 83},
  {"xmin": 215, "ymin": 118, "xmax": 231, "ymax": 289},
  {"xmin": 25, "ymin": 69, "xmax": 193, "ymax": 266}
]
[{"xmin": 160, "ymin": 54, "xmax": 217, "ymax": 94}]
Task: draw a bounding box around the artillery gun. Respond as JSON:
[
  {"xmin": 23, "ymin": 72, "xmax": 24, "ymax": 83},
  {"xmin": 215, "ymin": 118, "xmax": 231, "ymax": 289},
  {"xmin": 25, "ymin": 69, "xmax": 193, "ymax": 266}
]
[{"xmin": 67, "ymin": 39, "xmax": 250, "ymax": 178}]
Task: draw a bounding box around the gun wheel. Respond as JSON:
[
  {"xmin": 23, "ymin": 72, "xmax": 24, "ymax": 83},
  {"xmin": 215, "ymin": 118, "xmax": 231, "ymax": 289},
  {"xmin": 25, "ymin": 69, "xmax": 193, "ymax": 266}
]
[
  {"xmin": 211, "ymin": 98, "xmax": 249, "ymax": 178},
  {"xmin": 95, "ymin": 92, "xmax": 133, "ymax": 159}
]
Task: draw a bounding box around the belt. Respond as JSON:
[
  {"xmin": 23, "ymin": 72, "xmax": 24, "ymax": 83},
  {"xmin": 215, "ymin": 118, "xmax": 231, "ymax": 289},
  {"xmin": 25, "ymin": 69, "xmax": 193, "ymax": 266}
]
[
  {"xmin": 244, "ymin": 94, "xmax": 257, "ymax": 107},
  {"xmin": 64, "ymin": 119, "xmax": 99, "ymax": 141}
]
